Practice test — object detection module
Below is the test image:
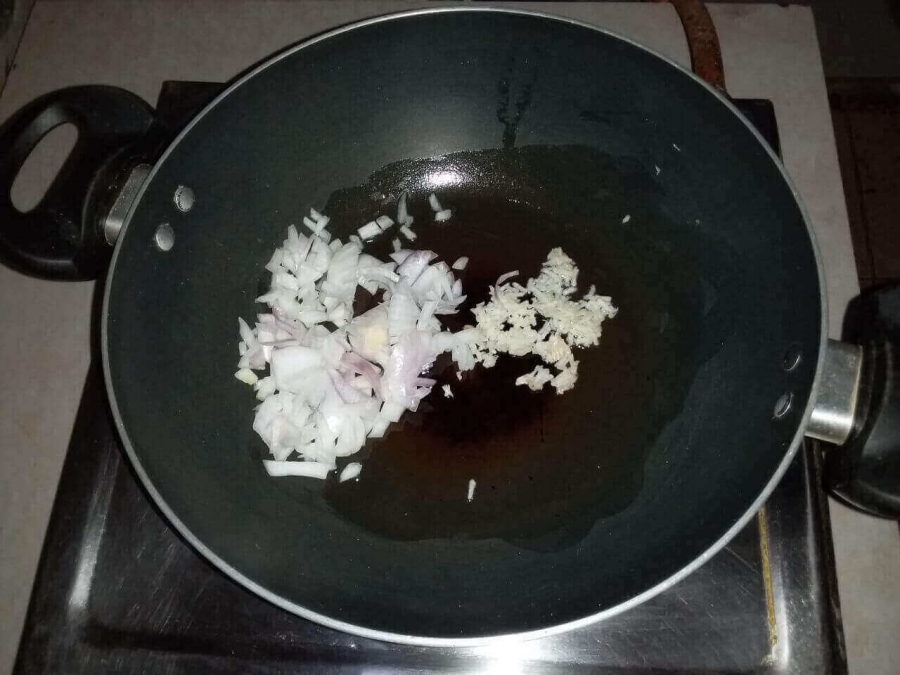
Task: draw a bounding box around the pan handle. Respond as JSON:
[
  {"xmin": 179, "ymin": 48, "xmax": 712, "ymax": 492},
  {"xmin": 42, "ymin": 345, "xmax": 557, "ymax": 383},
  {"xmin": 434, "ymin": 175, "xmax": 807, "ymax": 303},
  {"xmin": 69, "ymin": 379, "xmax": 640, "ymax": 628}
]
[
  {"xmin": 814, "ymin": 284, "xmax": 900, "ymax": 519},
  {"xmin": 0, "ymin": 86, "xmax": 155, "ymax": 280},
  {"xmin": 661, "ymin": 0, "xmax": 727, "ymax": 93}
]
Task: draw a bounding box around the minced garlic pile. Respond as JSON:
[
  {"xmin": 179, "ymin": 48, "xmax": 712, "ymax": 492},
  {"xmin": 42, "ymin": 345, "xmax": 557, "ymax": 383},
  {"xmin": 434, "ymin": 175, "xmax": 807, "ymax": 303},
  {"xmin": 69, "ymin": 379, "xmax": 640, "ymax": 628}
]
[{"xmin": 451, "ymin": 248, "xmax": 617, "ymax": 394}]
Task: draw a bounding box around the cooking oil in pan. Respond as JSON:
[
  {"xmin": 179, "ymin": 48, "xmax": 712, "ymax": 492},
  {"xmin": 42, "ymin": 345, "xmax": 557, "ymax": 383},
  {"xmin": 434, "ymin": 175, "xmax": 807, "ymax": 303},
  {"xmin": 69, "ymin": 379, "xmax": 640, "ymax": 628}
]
[{"xmin": 316, "ymin": 163, "xmax": 691, "ymax": 550}]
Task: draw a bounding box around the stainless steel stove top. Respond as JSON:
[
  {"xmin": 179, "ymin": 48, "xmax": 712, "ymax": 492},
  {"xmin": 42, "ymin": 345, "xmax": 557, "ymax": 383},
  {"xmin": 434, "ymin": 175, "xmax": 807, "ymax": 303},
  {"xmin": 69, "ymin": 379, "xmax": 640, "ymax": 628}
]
[{"xmin": 13, "ymin": 84, "xmax": 846, "ymax": 675}]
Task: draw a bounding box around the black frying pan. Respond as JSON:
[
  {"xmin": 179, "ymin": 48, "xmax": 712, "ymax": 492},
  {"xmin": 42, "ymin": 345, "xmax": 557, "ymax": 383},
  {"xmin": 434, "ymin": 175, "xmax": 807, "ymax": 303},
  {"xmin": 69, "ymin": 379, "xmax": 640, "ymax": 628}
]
[{"xmin": 1, "ymin": 8, "xmax": 896, "ymax": 644}]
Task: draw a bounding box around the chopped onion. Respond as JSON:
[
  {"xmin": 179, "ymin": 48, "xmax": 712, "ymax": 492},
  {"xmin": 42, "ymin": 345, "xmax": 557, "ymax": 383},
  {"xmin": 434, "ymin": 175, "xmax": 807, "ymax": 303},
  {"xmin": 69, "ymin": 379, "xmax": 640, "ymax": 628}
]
[
  {"xmin": 435, "ymin": 209, "xmax": 452, "ymax": 222},
  {"xmin": 452, "ymin": 256, "xmax": 468, "ymax": 270},
  {"xmin": 263, "ymin": 460, "xmax": 331, "ymax": 479},
  {"xmin": 358, "ymin": 221, "xmax": 381, "ymax": 240},
  {"xmin": 376, "ymin": 215, "xmax": 394, "ymax": 230},
  {"xmin": 399, "ymin": 224, "xmax": 417, "ymax": 241},
  {"xmin": 339, "ymin": 462, "xmax": 362, "ymax": 482},
  {"xmin": 428, "ymin": 193, "xmax": 442, "ymax": 212},
  {"xmin": 496, "ymin": 270, "xmax": 519, "ymax": 285},
  {"xmin": 397, "ymin": 250, "xmax": 437, "ymax": 284},
  {"xmin": 467, "ymin": 478, "xmax": 476, "ymax": 502},
  {"xmin": 622, "ymin": 214, "xmax": 631, "ymax": 224},
  {"xmin": 235, "ymin": 368, "xmax": 258, "ymax": 385},
  {"xmin": 397, "ymin": 191, "xmax": 413, "ymax": 226},
  {"xmin": 390, "ymin": 249, "xmax": 413, "ymax": 265},
  {"xmin": 271, "ymin": 346, "xmax": 326, "ymax": 391},
  {"xmin": 442, "ymin": 384, "xmax": 453, "ymax": 398},
  {"xmin": 369, "ymin": 415, "xmax": 390, "ymax": 438}
]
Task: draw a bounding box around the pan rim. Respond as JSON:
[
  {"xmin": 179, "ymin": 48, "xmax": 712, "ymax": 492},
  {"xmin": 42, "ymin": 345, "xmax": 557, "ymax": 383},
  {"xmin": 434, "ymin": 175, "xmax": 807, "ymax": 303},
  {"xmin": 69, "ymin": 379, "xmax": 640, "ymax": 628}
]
[{"xmin": 101, "ymin": 5, "xmax": 828, "ymax": 647}]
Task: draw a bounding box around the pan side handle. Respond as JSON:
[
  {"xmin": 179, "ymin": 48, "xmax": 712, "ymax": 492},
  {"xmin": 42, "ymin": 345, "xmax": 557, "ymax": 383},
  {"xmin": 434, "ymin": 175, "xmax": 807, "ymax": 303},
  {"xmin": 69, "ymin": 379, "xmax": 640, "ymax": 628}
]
[
  {"xmin": 657, "ymin": 0, "xmax": 727, "ymax": 94},
  {"xmin": 0, "ymin": 86, "xmax": 155, "ymax": 280},
  {"xmin": 818, "ymin": 285, "xmax": 900, "ymax": 519}
]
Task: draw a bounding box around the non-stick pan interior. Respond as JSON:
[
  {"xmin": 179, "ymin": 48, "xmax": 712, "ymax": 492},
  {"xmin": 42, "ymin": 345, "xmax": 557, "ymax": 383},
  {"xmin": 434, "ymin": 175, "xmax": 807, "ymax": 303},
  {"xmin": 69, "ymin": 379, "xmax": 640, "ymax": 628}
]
[{"xmin": 105, "ymin": 10, "xmax": 822, "ymax": 639}]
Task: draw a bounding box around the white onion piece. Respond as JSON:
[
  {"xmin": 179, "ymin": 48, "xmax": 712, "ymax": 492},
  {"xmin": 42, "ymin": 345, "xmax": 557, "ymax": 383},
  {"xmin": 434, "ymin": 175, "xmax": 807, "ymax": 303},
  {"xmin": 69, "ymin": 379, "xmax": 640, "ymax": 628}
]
[
  {"xmin": 358, "ymin": 221, "xmax": 381, "ymax": 240},
  {"xmin": 322, "ymin": 242, "xmax": 361, "ymax": 302},
  {"xmin": 452, "ymin": 257, "xmax": 468, "ymax": 270},
  {"xmin": 346, "ymin": 307, "xmax": 391, "ymax": 366},
  {"xmin": 235, "ymin": 368, "xmax": 258, "ymax": 385},
  {"xmin": 397, "ymin": 191, "xmax": 412, "ymax": 226},
  {"xmin": 329, "ymin": 371, "xmax": 365, "ymax": 403},
  {"xmin": 359, "ymin": 266, "xmax": 400, "ymax": 285},
  {"xmin": 467, "ymin": 478, "xmax": 476, "ymax": 502},
  {"xmin": 390, "ymin": 250, "xmax": 414, "ymax": 265},
  {"xmin": 271, "ymin": 346, "xmax": 325, "ymax": 391},
  {"xmin": 381, "ymin": 331, "xmax": 437, "ymax": 409},
  {"xmin": 397, "ymin": 250, "xmax": 437, "ymax": 284},
  {"xmin": 399, "ymin": 225, "xmax": 417, "ymax": 241},
  {"xmin": 435, "ymin": 209, "xmax": 452, "ymax": 222},
  {"xmin": 496, "ymin": 270, "xmax": 519, "ymax": 285},
  {"xmin": 339, "ymin": 462, "xmax": 362, "ymax": 482},
  {"xmin": 417, "ymin": 299, "xmax": 439, "ymax": 331},
  {"xmin": 376, "ymin": 215, "xmax": 394, "ymax": 230},
  {"xmin": 388, "ymin": 292, "xmax": 420, "ymax": 337},
  {"xmin": 380, "ymin": 401, "xmax": 405, "ymax": 423},
  {"xmin": 428, "ymin": 193, "xmax": 443, "ymax": 212},
  {"xmin": 255, "ymin": 376, "xmax": 276, "ymax": 400},
  {"xmin": 341, "ymin": 352, "xmax": 384, "ymax": 395},
  {"xmin": 369, "ymin": 415, "xmax": 390, "ymax": 438},
  {"xmin": 263, "ymin": 460, "xmax": 331, "ymax": 479}
]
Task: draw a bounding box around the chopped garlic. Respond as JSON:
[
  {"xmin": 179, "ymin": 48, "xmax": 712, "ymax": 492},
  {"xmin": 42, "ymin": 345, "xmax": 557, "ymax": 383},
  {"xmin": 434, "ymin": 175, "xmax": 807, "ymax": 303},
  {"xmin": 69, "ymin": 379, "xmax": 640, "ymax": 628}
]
[
  {"xmin": 458, "ymin": 248, "xmax": 617, "ymax": 394},
  {"xmin": 467, "ymin": 478, "xmax": 476, "ymax": 503},
  {"xmin": 442, "ymin": 384, "xmax": 453, "ymax": 398},
  {"xmin": 515, "ymin": 365, "xmax": 553, "ymax": 391}
]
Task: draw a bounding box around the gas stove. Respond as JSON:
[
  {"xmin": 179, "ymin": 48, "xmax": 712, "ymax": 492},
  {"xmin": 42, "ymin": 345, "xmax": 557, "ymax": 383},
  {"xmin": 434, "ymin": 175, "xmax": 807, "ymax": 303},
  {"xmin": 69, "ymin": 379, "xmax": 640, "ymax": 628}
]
[{"xmin": 13, "ymin": 82, "xmax": 846, "ymax": 675}]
